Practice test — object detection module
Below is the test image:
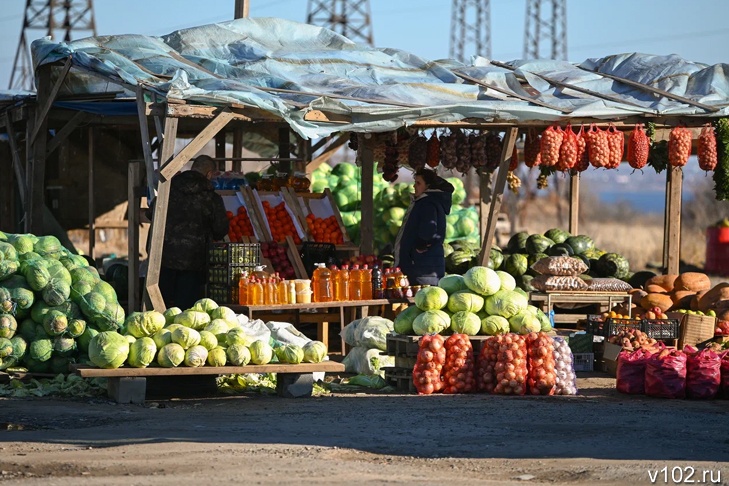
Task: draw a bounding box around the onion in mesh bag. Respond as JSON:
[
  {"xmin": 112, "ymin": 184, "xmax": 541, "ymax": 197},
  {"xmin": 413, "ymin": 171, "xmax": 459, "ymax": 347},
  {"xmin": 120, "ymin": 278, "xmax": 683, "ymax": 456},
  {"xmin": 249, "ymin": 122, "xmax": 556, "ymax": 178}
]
[{"xmin": 552, "ymin": 337, "xmax": 577, "ymax": 395}]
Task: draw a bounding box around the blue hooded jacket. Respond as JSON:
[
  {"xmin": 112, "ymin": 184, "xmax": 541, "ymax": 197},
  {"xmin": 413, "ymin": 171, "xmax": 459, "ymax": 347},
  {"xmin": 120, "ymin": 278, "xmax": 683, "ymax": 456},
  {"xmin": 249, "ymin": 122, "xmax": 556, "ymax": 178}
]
[{"xmin": 394, "ymin": 180, "xmax": 454, "ymax": 282}]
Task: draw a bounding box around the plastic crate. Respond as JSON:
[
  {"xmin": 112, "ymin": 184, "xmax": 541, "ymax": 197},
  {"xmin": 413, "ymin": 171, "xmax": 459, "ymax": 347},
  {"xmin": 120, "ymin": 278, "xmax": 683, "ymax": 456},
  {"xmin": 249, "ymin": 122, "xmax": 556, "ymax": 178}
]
[
  {"xmin": 206, "ymin": 284, "xmax": 238, "ymax": 305},
  {"xmin": 572, "ymin": 352, "xmax": 594, "ymax": 372},
  {"xmin": 567, "ymin": 333, "xmax": 594, "ymax": 354},
  {"xmin": 207, "ymin": 264, "xmax": 255, "ymax": 287},
  {"xmin": 208, "ymin": 242, "xmax": 261, "ymax": 266},
  {"xmin": 643, "ymin": 318, "xmax": 680, "ymax": 339},
  {"xmin": 300, "ymin": 242, "xmax": 337, "ymax": 277},
  {"xmin": 585, "ymin": 315, "xmax": 606, "ymax": 335}
]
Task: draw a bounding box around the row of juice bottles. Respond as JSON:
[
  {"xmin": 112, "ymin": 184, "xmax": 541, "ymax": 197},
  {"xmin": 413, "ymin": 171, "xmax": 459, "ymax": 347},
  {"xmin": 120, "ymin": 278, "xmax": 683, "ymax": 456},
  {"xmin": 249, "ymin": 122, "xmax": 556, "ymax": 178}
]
[{"xmin": 236, "ymin": 264, "xmax": 411, "ymax": 305}]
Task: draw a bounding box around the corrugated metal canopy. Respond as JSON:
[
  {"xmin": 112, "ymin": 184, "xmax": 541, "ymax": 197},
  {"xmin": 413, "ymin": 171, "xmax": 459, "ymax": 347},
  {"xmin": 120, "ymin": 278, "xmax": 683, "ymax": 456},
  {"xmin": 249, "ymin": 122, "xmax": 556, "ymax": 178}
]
[{"xmin": 28, "ymin": 17, "xmax": 729, "ymax": 139}]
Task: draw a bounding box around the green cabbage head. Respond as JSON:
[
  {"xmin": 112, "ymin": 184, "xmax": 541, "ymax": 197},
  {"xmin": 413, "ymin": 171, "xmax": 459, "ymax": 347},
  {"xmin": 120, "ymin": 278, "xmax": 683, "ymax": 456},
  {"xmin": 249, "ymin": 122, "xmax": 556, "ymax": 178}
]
[
  {"xmin": 128, "ymin": 337, "xmax": 157, "ymax": 368},
  {"xmin": 157, "ymin": 343, "xmax": 185, "ymax": 368},
  {"xmin": 302, "ymin": 340, "xmax": 327, "ymax": 363},
  {"xmin": 226, "ymin": 343, "xmax": 251, "ymax": 366},
  {"xmin": 207, "ymin": 346, "xmax": 227, "ymax": 367},
  {"xmin": 276, "ymin": 344, "xmax": 304, "ymax": 364},
  {"xmin": 184, "ymin": 345, "xmax": 208, "ymax": 367},
  {"xmin": 125, "ymin": 311, "xmax": 166, "ymax": 338},
  {"xmin": 480, "ymin": 315, "xmax": 510, "ymax": 336},
  {"xmin": 192, "ymin": 298, "xmax": 218, "ymax": 313},
  {"xmin": 198, "ymin": 331, "xmax": 218, "ymax": 351},
  {"xmin": 248, "ymin": 340, "xmax": 273, "ymax": 365},
  {"xmin": 171, "ymin": 327, "xmax": 201, "ymax": 350},
  {"xmin": 484, "ymin": 289, "xmax": 528, "ymax": 319},
  {"xmin": 152, "ymin": 328, "xmax": 173, "ymax": 349},
  {"xmin": 89, "ymin": 331, "xmax": 129, "ymax": 369},
  {"xmin": 174, "ymin": 310, "xmax": 210, "ymax": 330},
  {"xmin": 163, "ymin": 307, "xmax": 182, "ymax": 324}
]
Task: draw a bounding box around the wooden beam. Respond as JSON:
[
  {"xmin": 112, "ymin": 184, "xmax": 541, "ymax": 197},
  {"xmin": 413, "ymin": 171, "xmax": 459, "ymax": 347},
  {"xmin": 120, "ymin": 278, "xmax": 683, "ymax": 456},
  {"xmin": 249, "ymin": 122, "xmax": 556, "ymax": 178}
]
[
  {"xmin": 30, "ymin": 58, "xmax": 72, "ymax": 144},
  {"xmin": 232, "ymin": 127, "xmax": 243, "ymax": 172},
  {"xmin": 28, "ymin": 66, "xmax": 50, "ymax": 234},
  {"xmin": 145, "ymin": 117, "xmax": 179, "ymax": 312},
  {"xmin": 479, "ymin": 127, "xmax": 518, "ymax": 265},
  {"xmin": 127, "ymin": 161, "xmax": 143, "ymax": 313},
  {"xmin": 359, "ymin": 135, "xmax": 374, "ymax": 255},
  {"xmin": 136, "ymin": 87, "xmax": 157, "ymax": 199},
  {"xmin": 569, "ymin": 173, "xmax": 580, "ymax": 234},
  {"xmin": 234, "ymin": 0, "xmax": 249, "ymax": 18},
  {"xmin": 578, "ymin": 66, "xmax": 720, "ymax": 113},
  {"xmin": 45, "ymin": 110, "xmax": 90, "ymax": 157},
  {"xmin": 88, "ymin": 127, "xmax": 95, "ymax": 260},
  {"xmin": 4, "ymin": 113, "xmax": 26, "ymax": 206},
  {"xmin": 664, "ymin": 166, "xmax": 683, "ymax": 275},
  {"xmin": 159, "ymin": 109, "xmax": 234, "ymax": 182},
  {"xmin": 308, "ymin": 134, "xmax": 348, "ymax": 170},
  {"xmin": 23, "ymin": 108, "xmax": 35, "ymax": 233}
]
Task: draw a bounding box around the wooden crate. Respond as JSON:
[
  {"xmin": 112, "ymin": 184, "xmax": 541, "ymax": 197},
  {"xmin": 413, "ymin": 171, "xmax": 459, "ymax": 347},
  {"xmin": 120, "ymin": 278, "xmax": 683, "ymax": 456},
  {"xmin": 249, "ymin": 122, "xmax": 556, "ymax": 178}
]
[
  {"xmin": 249, "ymin": 189, "xmax": 307, "ymax": 243},
  {"xmin": 383, "ymin": 367, "xmax": 416, "ymax": 394},
  {"xmin": 239, "ymin": 187, "xmax": 272, "ymax": 242},
  {"xmin": 287, "ymin": 188, "xmax": 358, "ymax": 250},
  {"xmin": 217, "ymin": 189, "xmax": 268, "ymax": 242},
  {"xmin": 385, "ymin": 334, "xmax": 493, "ymax": 358}
]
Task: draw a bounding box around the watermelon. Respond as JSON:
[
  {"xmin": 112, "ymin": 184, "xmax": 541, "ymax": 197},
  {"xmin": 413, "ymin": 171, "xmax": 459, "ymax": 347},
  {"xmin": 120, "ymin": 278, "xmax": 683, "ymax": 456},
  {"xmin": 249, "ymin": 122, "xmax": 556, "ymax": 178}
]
[
  {"xmin": 547, "ymin": 243, "xmax": 574, "ymax": 257},
  {"xmin": 525, "ymin": 235, "xmax": 554, "ymax": 255},
  {"xmin": 566, "ymin": 235, "xmax": 594, "ymax": 255},
  {"xmin": 506, "ymin": 232, "xmax": 529, "ymax": 254},
  {"xmin": 526, "ymin": 252, "xmax": 548, "ymax": 276},
  {"xmin": 489, "ymin": 248, "xmax": 504, "ymax": 270},
  {"xmin": 594, "ymin": 253, "xmax": 630, "ymax": 279},
  {"xmin": 503, "ymin": 253, "xmax": 528, "ymax": 277},
  {"xmin": 544, "ymin": 228, "xmax": 570, "ymax": 244}
]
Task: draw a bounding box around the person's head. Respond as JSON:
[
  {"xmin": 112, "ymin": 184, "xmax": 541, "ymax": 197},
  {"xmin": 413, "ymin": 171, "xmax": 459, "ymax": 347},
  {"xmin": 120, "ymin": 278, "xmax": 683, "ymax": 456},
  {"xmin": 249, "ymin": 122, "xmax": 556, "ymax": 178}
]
[
  {"xmin": 413, "ymin": 169, "xmax": 439, "ymax": 198},
  {"xmin": 191, "ymin": 155, "xmax": 218, "ymax": 179}
]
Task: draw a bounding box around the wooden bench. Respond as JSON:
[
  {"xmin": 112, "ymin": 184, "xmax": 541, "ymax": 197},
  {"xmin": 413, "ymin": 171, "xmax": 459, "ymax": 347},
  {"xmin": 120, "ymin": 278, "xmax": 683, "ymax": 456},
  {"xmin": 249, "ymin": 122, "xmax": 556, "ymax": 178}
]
[
  {"xmin": 72, "ymin": 362, "xmax": 345, "ymax": 403},
  {"xmin": 529, "ymin": 291, "xmax": 632, "ymax": 327}
]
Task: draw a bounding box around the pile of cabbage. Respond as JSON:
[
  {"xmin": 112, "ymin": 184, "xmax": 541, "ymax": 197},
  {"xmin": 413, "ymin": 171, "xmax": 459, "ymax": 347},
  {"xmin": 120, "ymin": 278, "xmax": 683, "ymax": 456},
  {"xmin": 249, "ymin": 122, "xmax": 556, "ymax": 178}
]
[
  {"xmin": 0, "ymin": 232, "xmax": 127, "ymax": 374},
  {"xmin": 87, "ymin": 297, "xmax": 328, "ymax": 370},
  {"xmin": 393, "ymin": 266, "xmax": 552, "ymax": 337}
]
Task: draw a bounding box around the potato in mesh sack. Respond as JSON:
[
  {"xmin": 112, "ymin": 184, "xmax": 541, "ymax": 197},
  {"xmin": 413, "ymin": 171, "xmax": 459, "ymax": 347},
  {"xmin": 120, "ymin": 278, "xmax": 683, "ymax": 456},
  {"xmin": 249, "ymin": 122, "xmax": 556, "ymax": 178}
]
[
  {"xmin": 531, "ymin": 275, "xmax": 589, "ymax": 292},
  {"xmin": 585, "ymin": 278, "xmax": 633, "ymax": 292},
  {"xmin": 531, "ymin": 256, "xmax": 587, "ymax": 276}
]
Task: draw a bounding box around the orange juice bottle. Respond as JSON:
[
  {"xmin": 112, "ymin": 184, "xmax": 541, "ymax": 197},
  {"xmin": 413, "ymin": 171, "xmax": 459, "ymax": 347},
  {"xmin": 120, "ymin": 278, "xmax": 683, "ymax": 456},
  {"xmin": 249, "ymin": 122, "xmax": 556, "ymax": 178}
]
[
  {"xmin": 337, "ymin": 264, "xmax": 350, "ymax": 301},
  {"xmin": 361, "ymin": 264, "xmax": 372, "ymax": 300},
  {"xmin": 349, "ymin": 264, "xmax": 361, "ymax": 300},
  {"xmin": 329, "ymin": 265, "xmax": 341, "ymax": 302},
  {"xmin": 277, "ymin": 277, "xmax": 289, "ymax": 304},
  {"xmin": 250, "ymin": 278, "xmax": 264, "ymax": 305},
  {"xmin": 237, "ymin": 270, "xmax": 249, "ymax": 305},
  {"xmin": 312, "ymin": 263, "xmax": 333, "ymax": 303},
  {"xmin": 265, "ymin": 277, "xmax": 276, "ymax": 305}
]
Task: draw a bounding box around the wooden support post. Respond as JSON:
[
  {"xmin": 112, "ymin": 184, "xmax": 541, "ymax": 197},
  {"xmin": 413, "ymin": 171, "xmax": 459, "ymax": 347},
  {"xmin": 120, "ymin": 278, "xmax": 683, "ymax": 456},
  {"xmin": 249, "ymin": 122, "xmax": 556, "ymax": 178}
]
[
  {"xmin": 127, "ymin": 161, "xmax": 143, "ymax": 313},
  {"xmin": 136, "ymin": 87, "xmax": 157, "ymax": 199},
  {"xmin": 30, "ymin": 58, "xmax": 72, "ymax": 145},
  {"xmin": 664, "ymin": 166, "xmax": 683, "ymax": 275},
  {"xmin": 479, "ymin": 127, "xmax": 518, "ymax": 265},
  {"xmin": 159, "ymin": 110, "xmax": 234, "ymax": 182},
  {"xmin": 479, "ymin": 172, "xmax": 492, "ymax": 243},
  {"xmin": 232, "ymin": 128, "xmax": 243, "ymax": 172},
  {"xmin": 234, "ymin": 0, "xmax": 249, "ymax": 18},
  {"xmin": 23, "ymin": 108, "xmax": 35, "ymax": 233},
  {"xmin": 215, "ymin": 130, "xmax": 226, "ymax": 170},
  {"xmin": 4, "ymin": 113, "xmax": 26, "ymax": 206},
  {"xmin": 28, "ymin": 66, "xmax": 50, "ymax": 234},
  {"xmin": 359, "ymin": 135, "xmax": 374, "ymax": 255},
  {"xmin": 278, "ymin": 126, "xmax": 291, "ymax": 173},
  {"xmin": 88, "ymin": 127, "xmax": 95, "ymax": 260},
  {"xmin": 569, "ymin": 173, "xmax": 580, "ymax": 235},
  {"xmin": 46, "ymin": 111, "xmax": 90, "ymax": 158}
]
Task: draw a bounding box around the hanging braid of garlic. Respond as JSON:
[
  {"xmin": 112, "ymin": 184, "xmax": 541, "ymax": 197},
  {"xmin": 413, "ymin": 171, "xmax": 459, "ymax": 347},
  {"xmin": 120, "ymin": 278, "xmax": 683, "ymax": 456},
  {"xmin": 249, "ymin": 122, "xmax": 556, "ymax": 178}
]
[
  {"xmin": 537, "ymin": 173, "xmax": 549, "ymax": 190},
  {"xmin": 507, "ymin": 171, "xmax": 522, "ymax": 194}
]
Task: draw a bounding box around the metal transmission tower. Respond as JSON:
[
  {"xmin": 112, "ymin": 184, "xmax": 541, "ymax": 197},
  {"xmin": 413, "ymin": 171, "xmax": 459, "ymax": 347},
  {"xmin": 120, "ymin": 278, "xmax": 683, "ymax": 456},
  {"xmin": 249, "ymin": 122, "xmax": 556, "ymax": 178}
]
[
  {"xmin": 306, "ymin": 0, "xmax": 374, "ymax": 46},
  {"xmin": 450, "ymin": 0, "xmax": 491, "ymax": 62},
  {"xmin": 523, "ymin": 0, "xmax": 567, "ymax": 60},
  {"xmin": 9, "ymin": 0, "xmax": 97, "ymax": 91}
]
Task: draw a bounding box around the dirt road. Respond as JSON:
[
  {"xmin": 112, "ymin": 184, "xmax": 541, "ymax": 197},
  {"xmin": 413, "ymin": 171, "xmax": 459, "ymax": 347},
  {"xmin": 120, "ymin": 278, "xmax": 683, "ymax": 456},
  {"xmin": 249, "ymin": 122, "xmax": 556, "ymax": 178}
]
[{"xmin": 0, "ymin": 374, "xmax": 727, "ymax": 485}]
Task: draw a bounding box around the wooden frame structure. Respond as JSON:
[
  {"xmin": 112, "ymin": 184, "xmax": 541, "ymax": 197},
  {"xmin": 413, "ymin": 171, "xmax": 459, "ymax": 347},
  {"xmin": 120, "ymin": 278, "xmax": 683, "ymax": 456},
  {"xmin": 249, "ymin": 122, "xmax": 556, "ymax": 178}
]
[{"xmin": 0, "ymin": 57, "xmax": 725, "ymax": 314}]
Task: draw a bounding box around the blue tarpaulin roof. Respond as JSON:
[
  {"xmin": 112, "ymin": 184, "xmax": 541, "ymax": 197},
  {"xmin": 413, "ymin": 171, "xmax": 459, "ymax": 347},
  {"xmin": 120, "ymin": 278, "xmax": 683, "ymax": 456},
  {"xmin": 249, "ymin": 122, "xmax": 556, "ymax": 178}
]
[{"xmin": 27, "ymin": 17, "xmax": 729, "ymax": 139}]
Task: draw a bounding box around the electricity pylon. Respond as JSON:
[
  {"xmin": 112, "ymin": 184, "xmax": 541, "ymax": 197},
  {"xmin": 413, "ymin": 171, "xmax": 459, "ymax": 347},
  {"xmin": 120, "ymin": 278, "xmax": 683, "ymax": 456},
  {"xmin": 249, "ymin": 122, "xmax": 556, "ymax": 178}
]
[
  {"xmin": 450, "ymin": 0, "xmax": 491, "ymax": 62},
  {"xmin": 306, "ymin": 0, "xmax": 373, "ymax": 46}
]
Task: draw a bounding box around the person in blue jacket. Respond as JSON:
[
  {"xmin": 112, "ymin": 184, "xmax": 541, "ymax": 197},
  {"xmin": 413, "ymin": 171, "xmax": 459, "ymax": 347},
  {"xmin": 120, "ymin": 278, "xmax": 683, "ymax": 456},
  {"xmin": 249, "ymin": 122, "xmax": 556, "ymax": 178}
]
[{"xmin": 393, "ymin": 169, "xmax": 454, "ymax": 286}]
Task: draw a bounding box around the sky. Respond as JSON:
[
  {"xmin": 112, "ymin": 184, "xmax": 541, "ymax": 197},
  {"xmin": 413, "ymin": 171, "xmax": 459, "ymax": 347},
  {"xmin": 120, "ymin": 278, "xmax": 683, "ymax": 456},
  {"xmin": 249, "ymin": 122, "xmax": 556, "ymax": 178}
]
[{"xmin": 2, "ymin": 0, "xmax": 729, "ymax": 87}]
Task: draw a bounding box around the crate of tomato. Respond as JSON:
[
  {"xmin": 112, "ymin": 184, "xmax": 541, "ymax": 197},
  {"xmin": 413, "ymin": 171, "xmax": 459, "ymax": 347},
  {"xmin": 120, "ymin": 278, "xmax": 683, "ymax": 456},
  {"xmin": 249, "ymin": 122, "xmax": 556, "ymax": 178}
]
[
  {"xmin": 250, "ymin": 189, "xmax": 306, "ymax": 244},
  {"xmin": 284, "ymin": 187, "xmax": 353, "ymax": 247}
]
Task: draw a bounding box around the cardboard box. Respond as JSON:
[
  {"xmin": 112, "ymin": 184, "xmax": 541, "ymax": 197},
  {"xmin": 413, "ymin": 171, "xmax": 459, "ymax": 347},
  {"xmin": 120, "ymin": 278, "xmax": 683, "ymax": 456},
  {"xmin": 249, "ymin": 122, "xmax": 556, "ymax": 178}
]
[
  {"xmin": 668, "ymin": 313, "xmax": 716, "ymax": 349},
  {"xmin": 600, "ymin": 342, "xmax": 623, "ymax": 377}
]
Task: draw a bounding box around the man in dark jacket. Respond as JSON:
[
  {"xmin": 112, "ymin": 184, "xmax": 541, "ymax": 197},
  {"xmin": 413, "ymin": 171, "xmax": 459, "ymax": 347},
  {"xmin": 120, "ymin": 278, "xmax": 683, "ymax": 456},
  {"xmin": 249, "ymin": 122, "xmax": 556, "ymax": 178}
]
[
  {"xmin": 154, "ymin": 155, "xmax": 229, "ymax": 310},
  {"xmin": 393, "ymin": 169, "xmax": 454, "ymax": 286}
]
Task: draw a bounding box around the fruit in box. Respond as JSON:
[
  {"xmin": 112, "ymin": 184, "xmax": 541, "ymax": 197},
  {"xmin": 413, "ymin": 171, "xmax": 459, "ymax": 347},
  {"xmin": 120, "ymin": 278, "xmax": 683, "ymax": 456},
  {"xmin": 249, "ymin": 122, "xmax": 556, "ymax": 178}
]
[
  {"xmin": 632, "ymin": 306, "xmax": 668, "ymax": 320},
  {"xmin": 607, "ymin": 328, "xmax": 658, "ymax": 350},
  {"xmin": 306, "ymin": 213, "xmax": 344, "ymax": 245},
  {"xmin": 226, "ymin": 206, "xmax": 255, "ymax": 242},
  {"xmin": 261, "ymin": 242, "xmax": 296, "ymax": 280},
  {"xmin": 345, "ymin": 254, "xmax": 382, "ymax": 268},
  {"xmin": 261, "ymin": 201, "xmax": 302, "ymax": 244}
]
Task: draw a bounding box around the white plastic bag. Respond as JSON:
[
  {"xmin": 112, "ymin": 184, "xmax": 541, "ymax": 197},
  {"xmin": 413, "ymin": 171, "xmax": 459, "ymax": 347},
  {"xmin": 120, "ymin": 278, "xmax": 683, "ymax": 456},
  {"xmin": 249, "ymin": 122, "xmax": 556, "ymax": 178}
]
[
  {"xmin": 266, "ymin": 321, "xmax": 311, "ymax": 348},
  {"xmin": 342, "ymin": 346, "xmax": 394, "ymax": 376},
  {"xmin": 236, "ymin": 319, "xmax": 270, "ymax": 344},
  {"xmin": 354, "ymin": 316, "xmax": 394, "ymax": 351}
]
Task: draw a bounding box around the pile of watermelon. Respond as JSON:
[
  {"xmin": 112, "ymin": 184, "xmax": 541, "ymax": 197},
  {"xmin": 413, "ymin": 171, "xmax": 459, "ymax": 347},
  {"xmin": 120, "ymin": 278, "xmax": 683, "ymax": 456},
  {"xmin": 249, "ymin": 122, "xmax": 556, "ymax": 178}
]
[
  {"xmin": 310, "ymin": 162, "xmax": 476, "ymax": 251},
  {"xmin": 446, "ymin": 228, "xmax": 631, "ymax": 292}
]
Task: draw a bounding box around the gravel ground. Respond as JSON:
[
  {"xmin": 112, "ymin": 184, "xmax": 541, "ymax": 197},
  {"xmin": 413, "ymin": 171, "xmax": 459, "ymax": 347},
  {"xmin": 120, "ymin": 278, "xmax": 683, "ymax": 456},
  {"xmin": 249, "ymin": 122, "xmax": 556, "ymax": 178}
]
[{"xmin": 0, "ymin": 373, "xmax": 727, "ymax": 486}]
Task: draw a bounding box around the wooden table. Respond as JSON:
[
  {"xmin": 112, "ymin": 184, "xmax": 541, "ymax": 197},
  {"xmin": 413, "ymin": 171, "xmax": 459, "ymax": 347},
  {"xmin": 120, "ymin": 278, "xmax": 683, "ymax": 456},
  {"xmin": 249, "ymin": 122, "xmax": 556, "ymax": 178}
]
[
  {"xmin": 229, "ymin": 299, "xmax": 409, "ymax": 352},
  {"xmin": 72, "ymin": 362, "xmax": 345, "ymax": 403},
  {"xmin": 529, "ymin": 291, "xmax": 632, "ymax": 327}
]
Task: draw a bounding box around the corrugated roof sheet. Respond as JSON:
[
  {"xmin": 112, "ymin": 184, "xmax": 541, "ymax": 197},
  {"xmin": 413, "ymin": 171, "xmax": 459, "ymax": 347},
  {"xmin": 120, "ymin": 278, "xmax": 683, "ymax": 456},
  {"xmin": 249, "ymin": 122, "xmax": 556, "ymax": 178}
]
[{"xmin": 28, "ymin": 17, "xmax": 729, "ymax": 139}]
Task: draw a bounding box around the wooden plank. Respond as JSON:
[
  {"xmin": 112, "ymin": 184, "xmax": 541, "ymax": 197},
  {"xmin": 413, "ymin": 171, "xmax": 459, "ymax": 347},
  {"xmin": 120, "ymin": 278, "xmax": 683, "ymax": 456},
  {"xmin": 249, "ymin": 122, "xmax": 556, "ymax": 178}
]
[
  {"xmin": 30, "ymin": 58, "xmax": 72, "ymax": 144},
  {"xmin": 23, "ymin": 108, "xmax": 35, "ymax": 233},
  {"xmin": 308, "ymin": 134, "xmax": 349, "ymax": 169},
  {"xmin": 159, "ymin": 109, "xmax": 235, "ymax": 182},
  {"xmin": 243, "ymin": 187, "xmax": 273, "ymax": 241},
  {"xmin": 232, "ymin": 127, "xmax": 243, "ymax": 172},
  {"xmin": 665, "ymin": 166, "xmax": 682, "ymax": 275},
  {"xmin": 569, "ymin": 172, "xmax": 580, "ymax": 235},
  {"xmin": 88, "ymin": 127, "xmax": 95, "ymax": 259},
  {"xmin": 72, "ymin": 361, "xmax": 345, "ymax": 378},
  {"xmin": 359, "ymin": 135, "xmax": 374, "ymax": 255},
  {"xmin": 136, "ymin": 87, "xmax": 157, "ymax": 199},
  {"xmin": 280, "ymin": 187, "xmax": 312, "ymax": 240},
  {"xmin": 4, "ymin": 113, "xmax": 26, "ymax": 205},
  {"xmin": 145, "ymin": 117, "xmax": 179, "ymax": 312},
  {"xmin": 285, "ymin": 235, "xmax": 309, "ymax": 279},
  {"xmin": 234, "ymin": 0, "xmax": 250, "ymax": 18},
  {"xmin": 453, "ymin": 71, "xmax": 572, "ymax": 113},
  {"xmin": 28, "ymin": 67, "xmax": 50, "ymax": 234},
  {"xmin": 479, "ymin": 127, "xmax": 518, "ymax": 265},
  {"xmin": 45, "ymin": 110, "xmax": 90, "ymax": 157},
  {"xmin": 578, "ymin": 65, "xmax": 720, "ymax": 113},
  {"xmin": 127, "ymin": 161, "xmax": 143, "ymax": 313}
]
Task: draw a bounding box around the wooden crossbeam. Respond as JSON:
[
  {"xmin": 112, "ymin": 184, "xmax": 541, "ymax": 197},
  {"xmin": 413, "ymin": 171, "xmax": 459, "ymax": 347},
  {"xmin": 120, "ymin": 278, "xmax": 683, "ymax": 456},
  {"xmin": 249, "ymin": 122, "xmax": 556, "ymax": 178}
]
[
  {"xmin": 30, "ymin": 58, "xmax": 72, "ymax": 144},
  {"xmin": 46, "ymin": 110, "xmax": 90, "ymax": 157}
]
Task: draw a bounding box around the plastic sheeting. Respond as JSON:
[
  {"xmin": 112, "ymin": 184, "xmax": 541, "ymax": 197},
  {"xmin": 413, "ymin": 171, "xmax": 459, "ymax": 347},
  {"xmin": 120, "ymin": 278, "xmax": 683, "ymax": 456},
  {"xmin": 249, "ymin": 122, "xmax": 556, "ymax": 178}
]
[{"xmin": 28, "ymin": 17, "xmax": 729, "ymax": 139}]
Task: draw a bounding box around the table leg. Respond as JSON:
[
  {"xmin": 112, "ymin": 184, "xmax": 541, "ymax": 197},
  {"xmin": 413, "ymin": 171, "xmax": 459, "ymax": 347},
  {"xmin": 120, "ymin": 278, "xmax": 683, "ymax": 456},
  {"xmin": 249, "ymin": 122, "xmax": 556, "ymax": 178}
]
[
  {"xmin": 276, "ymin": 373, "xmax": 313, "ymax": 398},
  {"xmin": 317, "ymin": 319, "xmax": 329, "ymax": 349}
]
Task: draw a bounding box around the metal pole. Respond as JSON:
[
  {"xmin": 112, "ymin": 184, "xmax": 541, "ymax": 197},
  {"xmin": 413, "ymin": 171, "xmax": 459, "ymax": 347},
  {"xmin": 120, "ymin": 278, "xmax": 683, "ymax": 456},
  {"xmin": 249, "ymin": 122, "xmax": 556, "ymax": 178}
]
[{"xmin": 234, "ymin": 0, "xmax": 249, "ymax": 18}]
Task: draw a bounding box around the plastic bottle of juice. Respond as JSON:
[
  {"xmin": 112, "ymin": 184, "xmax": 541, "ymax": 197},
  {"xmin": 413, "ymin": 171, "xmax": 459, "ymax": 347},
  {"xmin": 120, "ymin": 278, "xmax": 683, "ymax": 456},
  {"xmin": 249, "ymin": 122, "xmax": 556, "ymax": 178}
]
[
  {"xmin": 361, "ymin": 264, "xmax": 373, "ymax": 300},
  {"xmin": 329, "ymin": 265, "xmax": 341, "ymax": 302},
  {"xmin": 391, "ymin": 267, "xmax": 405, "ymax": 299},
  {"xmin": 250, "ymin": 278, "xmax": 264, "ymax": 305},
  {"xmin": 237, "ymin": 270, "xmax": 249, "ymax": 305},
  {"xmin": 349, "ymin": 264, "xmax": 361, "ymax": 300},
  {"xmin": 277, "ymin": 276, "xmax": 289, "ymax": 304},
  {"xmin": 338, "ymin": 264, "xmax": 351, "ymax": 301},
  {"xmin": 264, "ymin": 277, "xmax": 276, "ymax": 305},
  {"xmin": 371, "ymin": 265, "xmax": 383, "ymax": 299},
  {"xmin": 312, "ymin": 263, "xmax": 333, "ymax": 302},
  {"xmin": 252, "ymin": 265, "xmax": 268, "ymax": 279}
]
